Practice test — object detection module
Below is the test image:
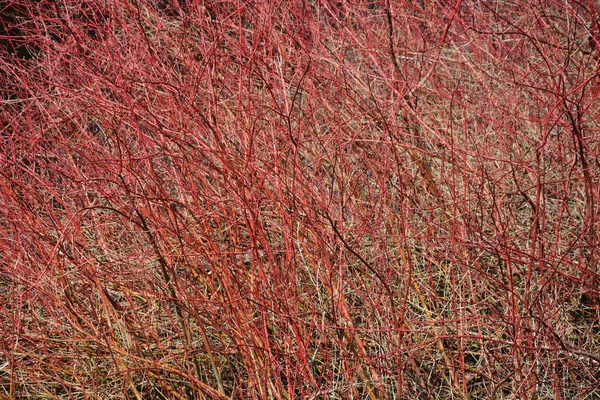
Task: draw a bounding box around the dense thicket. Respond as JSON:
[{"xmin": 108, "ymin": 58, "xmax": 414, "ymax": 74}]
[{"xmin": 1, "ymin": 1, "xmax": 599, "ymax": 398}]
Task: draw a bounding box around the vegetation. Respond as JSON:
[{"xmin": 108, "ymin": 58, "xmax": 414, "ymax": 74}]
[{"xmin": 1, "ymin": 0, "xmax": 599, "ymax": 398}]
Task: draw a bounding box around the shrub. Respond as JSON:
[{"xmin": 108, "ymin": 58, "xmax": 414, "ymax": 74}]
[{"xmin": 1, "ymin": 0, "xmax": 599, "ymax": 398}]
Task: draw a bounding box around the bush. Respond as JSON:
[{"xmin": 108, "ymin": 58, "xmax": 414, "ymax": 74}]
[{"xmin": 1, "ymin": 0, "xmax": 599, "ymax": 398}]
